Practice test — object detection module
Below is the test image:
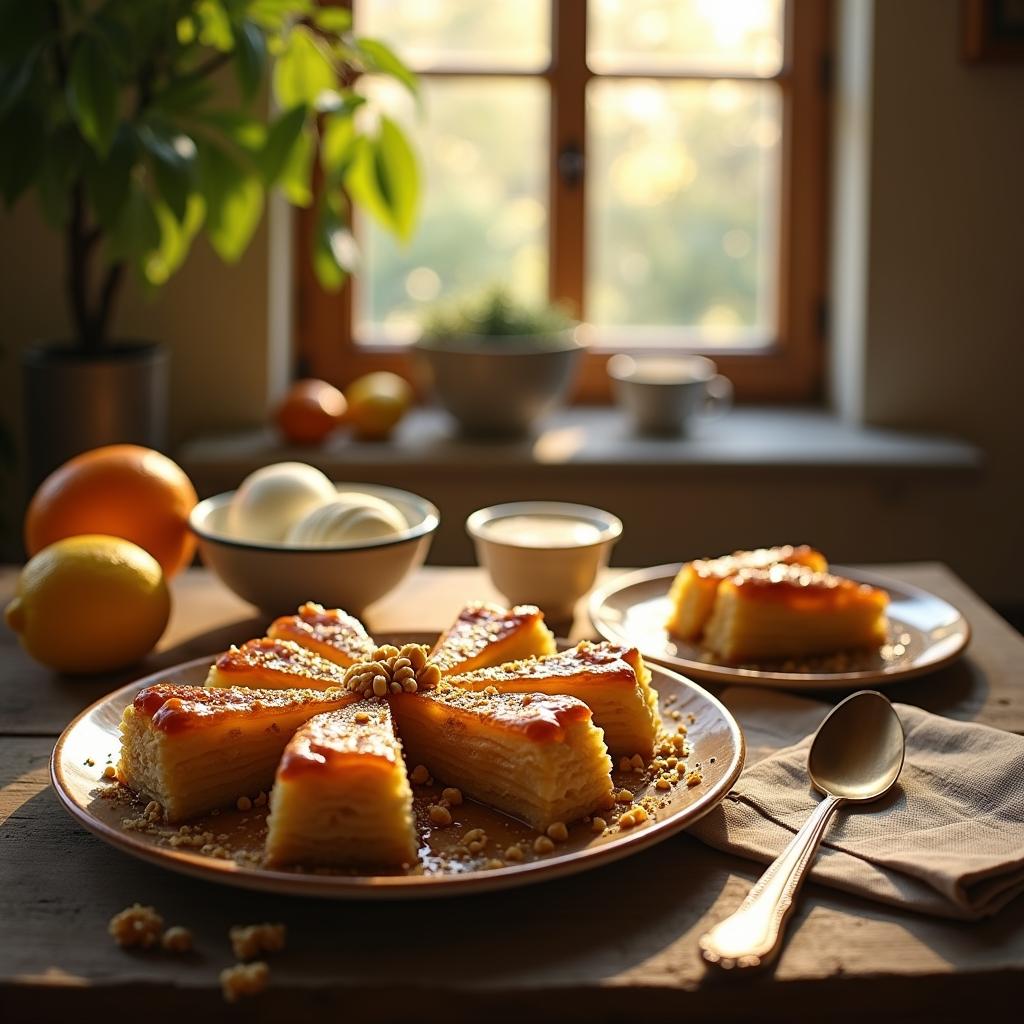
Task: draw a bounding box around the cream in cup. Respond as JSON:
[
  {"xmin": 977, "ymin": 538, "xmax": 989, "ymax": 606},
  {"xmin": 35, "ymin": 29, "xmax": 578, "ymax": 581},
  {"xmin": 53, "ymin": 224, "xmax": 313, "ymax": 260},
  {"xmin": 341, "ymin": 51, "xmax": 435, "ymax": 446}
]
[{"xmin": 466, "ymin": 501, "xmax": 623, "ymax": 622}]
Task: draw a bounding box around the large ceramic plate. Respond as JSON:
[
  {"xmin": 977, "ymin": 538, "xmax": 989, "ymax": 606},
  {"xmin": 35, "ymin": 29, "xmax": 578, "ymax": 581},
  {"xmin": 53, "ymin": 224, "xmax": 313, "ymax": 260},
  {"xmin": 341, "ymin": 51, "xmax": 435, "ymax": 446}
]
[
  {"xmin": 589, "ymin": 564, "xmax": 970, "ymax": 690},
  {"xmin": 51, "ymin": 636, "xmax": 744, "ymax": 900}
]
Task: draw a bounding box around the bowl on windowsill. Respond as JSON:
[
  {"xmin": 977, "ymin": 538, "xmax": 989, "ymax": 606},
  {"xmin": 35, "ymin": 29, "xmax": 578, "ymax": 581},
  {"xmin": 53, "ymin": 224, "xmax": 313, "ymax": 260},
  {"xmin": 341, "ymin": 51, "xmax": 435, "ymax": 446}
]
[{"xmin": 189, "ymin": 482, "xmax": 439, "ymax": 617}]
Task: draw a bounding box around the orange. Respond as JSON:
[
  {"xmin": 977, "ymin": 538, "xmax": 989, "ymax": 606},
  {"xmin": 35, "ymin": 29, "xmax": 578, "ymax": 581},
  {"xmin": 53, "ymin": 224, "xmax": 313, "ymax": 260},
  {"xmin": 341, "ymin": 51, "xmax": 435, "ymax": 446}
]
[
  {"xmin": 274, "ymin": 378, "xmax": 347, "ymax": 445},
  {"xmin": 345, "ymin": 372, "xmax": 413, "ymax": 441},
  {"xmin": 25, "ymin": 445, "xmax": 198, "ymax": 578}
]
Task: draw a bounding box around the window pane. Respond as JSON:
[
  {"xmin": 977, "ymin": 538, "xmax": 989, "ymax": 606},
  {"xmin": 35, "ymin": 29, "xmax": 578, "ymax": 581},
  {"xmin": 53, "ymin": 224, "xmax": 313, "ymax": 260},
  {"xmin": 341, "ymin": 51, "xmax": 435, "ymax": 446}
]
[
  {"xmin": 354, "ymin": 0, "xmax": 551, "ymax": 72},
  {"xmin": 586, "ymin": 79, "xmax": 780, "ymax": 343},
  {"xmin": 355, "ymin": 79, "xmax": 549, "ymax": 343},
  {"xmin": 588, "ymin": 0, "xmax": 784, "ymax": 76}
]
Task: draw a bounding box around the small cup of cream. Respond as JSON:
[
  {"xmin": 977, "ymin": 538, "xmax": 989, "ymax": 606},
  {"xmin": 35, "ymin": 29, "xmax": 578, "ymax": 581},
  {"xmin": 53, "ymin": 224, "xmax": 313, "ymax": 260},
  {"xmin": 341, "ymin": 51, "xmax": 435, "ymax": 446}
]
[{"xmin": 466, "ymin": 501, "xmax": 623, "ymax": 622}]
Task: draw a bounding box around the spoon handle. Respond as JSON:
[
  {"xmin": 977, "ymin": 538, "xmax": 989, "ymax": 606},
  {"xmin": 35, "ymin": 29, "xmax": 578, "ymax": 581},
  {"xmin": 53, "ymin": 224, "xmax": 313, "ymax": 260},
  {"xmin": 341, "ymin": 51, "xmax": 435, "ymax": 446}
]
[{"xmin": 699, "ymin": 793, "xmax": 843, "ymax": 970}]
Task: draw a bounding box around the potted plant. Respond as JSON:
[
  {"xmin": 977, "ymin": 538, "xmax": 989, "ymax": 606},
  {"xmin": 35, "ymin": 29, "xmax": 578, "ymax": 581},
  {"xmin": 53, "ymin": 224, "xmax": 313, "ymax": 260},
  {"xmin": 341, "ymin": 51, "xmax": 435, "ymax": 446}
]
[
  {"xmin": 0, "ymin": 0, "xmax": 419, "ymax": 486},
  {"xmin": 415, "ymin": 287, "xmax": 584, "ymax": 438}
]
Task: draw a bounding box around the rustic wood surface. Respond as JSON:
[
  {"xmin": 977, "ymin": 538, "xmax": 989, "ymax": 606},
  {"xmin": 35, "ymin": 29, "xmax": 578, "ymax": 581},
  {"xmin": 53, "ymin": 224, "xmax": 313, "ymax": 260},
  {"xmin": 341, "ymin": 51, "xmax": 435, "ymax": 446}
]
[{"xmin": 1, "ymin": 563, "xmax": 1022, "ymax": 1022}]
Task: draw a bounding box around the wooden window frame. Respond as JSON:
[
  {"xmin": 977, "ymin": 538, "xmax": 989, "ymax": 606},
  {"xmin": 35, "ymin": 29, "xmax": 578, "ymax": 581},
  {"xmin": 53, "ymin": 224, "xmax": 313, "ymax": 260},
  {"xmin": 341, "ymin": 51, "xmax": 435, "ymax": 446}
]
[{"xmin": 297, "ymin": 0, "xmax": 831, "ymax": 402}]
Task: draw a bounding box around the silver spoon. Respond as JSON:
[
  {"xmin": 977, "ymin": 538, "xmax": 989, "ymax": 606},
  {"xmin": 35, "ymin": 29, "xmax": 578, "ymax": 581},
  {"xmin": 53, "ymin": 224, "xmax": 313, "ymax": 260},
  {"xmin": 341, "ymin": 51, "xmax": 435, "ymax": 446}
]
[{"xmin": 699, "ymin": 689, "xmax": 906, "ymax": 970}]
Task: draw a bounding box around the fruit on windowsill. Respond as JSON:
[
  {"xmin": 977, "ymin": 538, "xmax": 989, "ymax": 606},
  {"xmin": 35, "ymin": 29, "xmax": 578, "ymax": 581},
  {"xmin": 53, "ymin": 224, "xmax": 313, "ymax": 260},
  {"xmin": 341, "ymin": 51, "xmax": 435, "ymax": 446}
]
[
  {"xmin": 25, "ymin": 445, "xmax": 198, "ymax": 578},
  {"xmin": 344, "ymin": 372, "xmax": 413, "ymax": 441},
  {"xmin": 5, "ymin": 535, "xmax": 170, "ymax": 674},
  {"xmin": 274, "ymin": 379, "xmax": 347, "ymax": 446}
]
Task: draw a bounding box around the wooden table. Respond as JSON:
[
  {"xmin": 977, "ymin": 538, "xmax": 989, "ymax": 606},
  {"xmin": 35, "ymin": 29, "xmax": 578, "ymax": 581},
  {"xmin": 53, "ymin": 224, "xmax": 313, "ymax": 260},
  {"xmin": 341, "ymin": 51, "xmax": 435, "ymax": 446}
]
[{"xmin": 2, "ymin": 564, "xmax": 1022, "ymax": 1022}]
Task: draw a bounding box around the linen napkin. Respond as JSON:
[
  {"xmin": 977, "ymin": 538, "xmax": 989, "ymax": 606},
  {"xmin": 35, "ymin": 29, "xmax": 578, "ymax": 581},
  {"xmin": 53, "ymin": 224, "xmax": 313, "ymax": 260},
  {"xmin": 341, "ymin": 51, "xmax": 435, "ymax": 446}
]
[{"xmin": 689, "ymin": 688, "xmax": 1024, "ymax": 920}]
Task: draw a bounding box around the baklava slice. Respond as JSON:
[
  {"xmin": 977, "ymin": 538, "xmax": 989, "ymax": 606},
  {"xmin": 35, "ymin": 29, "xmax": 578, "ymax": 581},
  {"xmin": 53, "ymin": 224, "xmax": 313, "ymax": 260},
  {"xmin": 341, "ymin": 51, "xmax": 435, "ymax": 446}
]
[
  {"xmin": 205, "ymin": 638, "xmax": 351, "ymax": 690},
  {"xmin": 702, "ymin": 564, "xmax": 889, "ymax": 662},
  {"xmin": 266, "ymin": 602, "xmax": 377, "ymax": 668},
  {"xmin": 443, "ymin": 641, "xmax": 659, "ymax": 757},
  {"xmin": 117, "ymin": 684, "xmax": 357, "ymax": 822},
  {"xmin": 666, "ymin": 545, "xmax": 828, "ymax": 641},
  {"xmin": 264, "ymin": 701, "xmax": 417, "ymax": 869},
  {"xmin": 429, "ymin": 602, "xmax": 557, "ymax": 675},
  {"xmin": 390, "ymin": 683, "xmax": 613, "ymax": 831}
]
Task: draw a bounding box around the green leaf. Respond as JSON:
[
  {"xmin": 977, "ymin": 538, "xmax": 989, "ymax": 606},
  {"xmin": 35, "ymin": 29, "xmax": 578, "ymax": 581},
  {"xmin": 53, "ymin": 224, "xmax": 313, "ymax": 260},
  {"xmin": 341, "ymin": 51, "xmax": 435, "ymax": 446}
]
[
  {"xmin": 355, "ymin": 38, "xmax": 418, "ymax": 96},
  {"xmin": 256, "ymin": 103, "xmax": 306, "ymax": 184},
  {"xmin": 37, "ymin": 124, "xmax": 85, "ymax": 227},
  {"xmin": 145, "ymin": 194, "xmax": 204, "ymax": 285},
  {"xmin": 0, "ymin": 100, "xmax": 45, "ymax": 205},
  {"xmin": 250, "ymin": 0, "xmax": 312, "ymax": 32},
  {"xmin": 312, "ymin": 7, "xmax": 352, "ymax": 35},
  {"xmin": 273, "ymin": 25, "xmax": 335, "ymax": 109},
  {"xmin": 234, "ymin": 20, "xmax": 267, "ymax": 99},
  {"xmin": 86, "ymin": 125, "xmax": 138, "ymax": 227},
  {"xmin": 277, "ymin": 123, "xmax": 314, "ymax": 207},
  {"xmin": 154, "ymin": 74, "xmax": 214, "ymax": 114},
  {"xmin": 107, "ymin": 180, "xmax": 161, "ymax": 266},
  {"xmin": 346, "ymin": 115, "xmax": 419, "ymax": 241},
  {"xmin": 196, "ymin": 0, "xmax": 233, "ymax": 51},
  {"xmin": 197, "ymin": 109, "xmax": 267, "ymax": 153},
  {"xmin": 0, "ymin": 52, "xmax": 36, "ymax": 120},
  {"xmin": 139, "ymin": 125, "xmax": 196, "ymax": 222},
  {"xmin": 68, "ymin": 36, "xmax": 119, "ymax": 156},
  {"xmin": 320, "ymin": 110, "xmax": 358, "ymax": 184},
  {"xmin": 313, "ymin": 198, "xmax": 358, "ymax": 291},
  {"xmin": 197, "ymin": 139, "xmax": 264, "ymax": 262}
]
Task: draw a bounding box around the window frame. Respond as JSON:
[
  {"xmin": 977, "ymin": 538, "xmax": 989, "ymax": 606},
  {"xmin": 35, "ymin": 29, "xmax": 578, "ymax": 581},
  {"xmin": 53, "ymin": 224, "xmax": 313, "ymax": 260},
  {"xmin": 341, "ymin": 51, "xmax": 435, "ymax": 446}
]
[{"xmin": 297, "ymin": 0, "xmax": 832, "ymax": 402}]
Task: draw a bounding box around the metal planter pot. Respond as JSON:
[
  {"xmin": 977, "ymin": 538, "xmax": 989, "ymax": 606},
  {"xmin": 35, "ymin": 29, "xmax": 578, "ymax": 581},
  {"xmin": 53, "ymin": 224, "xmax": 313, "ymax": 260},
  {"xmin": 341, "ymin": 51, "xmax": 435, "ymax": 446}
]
[
  {"xmin": 22, "ymin": 341, "xmax": 168, "ymax": 488},
  {"xmin": 414, "ymin": 330, "xmax": 585, "ymax": 439}
]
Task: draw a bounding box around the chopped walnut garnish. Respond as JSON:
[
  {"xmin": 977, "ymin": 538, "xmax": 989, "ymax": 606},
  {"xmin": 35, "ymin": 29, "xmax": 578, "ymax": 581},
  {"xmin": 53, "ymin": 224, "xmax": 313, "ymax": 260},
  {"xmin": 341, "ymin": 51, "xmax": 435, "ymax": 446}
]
[
  {"xmin": 442, "ymin": 786, "xmax": 463, "ymax": 806},
  {"xmin": 410, "ymin": 764, "xmax": 431, "ymax": 785},
  {"xmin": 533, "ymin": 835, "xmax": 555, "ymax": 854},
  {"xmin": 109, "ymin": 904, "xmax": 164, "ymax": 948},
  {"xmin": 230, "ymin": 922, "xmax": 286, "ymax": 961},
  {"xmin": 428, "ymin": 804, "xmax": 453, "ymax": 827},
  {"xmin": 546, "ymin": 821, "xmax": 569, "ymax": 843},
  {"xmin": 161, "ymin": 926, "xmax": 193, "ymax": 953},
  {"xmin": 342, "ymin": 644, "xmax": 440, "ymax": 697},
  {"xmin": 220, "ymin": 961, "xmax": 269, "ymax": 1003}
]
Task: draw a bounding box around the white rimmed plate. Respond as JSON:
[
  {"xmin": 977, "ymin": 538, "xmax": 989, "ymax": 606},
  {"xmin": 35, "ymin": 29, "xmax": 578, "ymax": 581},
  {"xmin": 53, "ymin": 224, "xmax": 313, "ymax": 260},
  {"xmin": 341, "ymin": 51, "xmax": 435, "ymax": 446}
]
[{"xmin": 588, "ymin": 565, "xmax": 970, "ymax": 690}]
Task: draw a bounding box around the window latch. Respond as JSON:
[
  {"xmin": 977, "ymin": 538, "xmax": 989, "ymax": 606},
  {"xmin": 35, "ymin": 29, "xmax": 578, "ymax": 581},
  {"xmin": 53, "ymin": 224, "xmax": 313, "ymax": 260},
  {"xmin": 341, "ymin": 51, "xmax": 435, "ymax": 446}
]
[{"xmin": 557, "ymin": 142, "xmax": 585, "ymax": 187}]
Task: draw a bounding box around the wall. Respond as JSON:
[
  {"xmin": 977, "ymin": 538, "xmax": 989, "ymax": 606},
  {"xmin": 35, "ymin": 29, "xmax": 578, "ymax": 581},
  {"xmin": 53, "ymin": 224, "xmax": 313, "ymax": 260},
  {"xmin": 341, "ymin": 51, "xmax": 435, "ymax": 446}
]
[{"xmin": 831, "ymin": 0, "xmax": 1024, "ymax": 601}]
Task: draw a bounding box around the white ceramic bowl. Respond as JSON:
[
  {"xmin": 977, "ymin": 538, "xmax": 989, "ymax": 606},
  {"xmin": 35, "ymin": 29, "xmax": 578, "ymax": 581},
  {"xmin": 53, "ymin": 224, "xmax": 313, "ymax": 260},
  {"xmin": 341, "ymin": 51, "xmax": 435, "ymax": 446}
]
[
  {"xmin": 466, "ymin": 501, "xmax": 623, "ymax": 621},
  {"xmin": 190, "ymin": 482, "xmax": 439, "ymax": 616}
]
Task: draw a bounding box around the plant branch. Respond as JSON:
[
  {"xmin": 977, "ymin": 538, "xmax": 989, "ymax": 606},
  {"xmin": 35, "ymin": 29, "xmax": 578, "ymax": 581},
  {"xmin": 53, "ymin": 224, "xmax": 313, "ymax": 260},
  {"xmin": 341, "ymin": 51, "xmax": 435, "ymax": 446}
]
[
  {"xmin": 67, "ymin": 182, "xmax": 95, "ymax": 350},
  {"xmin": 94, "ymin": 261, "xmax": 126, "ymax": 346}
]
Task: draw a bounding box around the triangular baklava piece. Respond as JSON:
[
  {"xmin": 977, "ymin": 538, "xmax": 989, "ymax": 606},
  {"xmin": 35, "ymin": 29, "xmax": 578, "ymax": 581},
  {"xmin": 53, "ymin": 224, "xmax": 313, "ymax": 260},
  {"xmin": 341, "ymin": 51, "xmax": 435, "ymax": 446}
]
[
  {"xmin": 118, "ymin": 684, "xmax": 357, "ymax": 822},
  {"xmin": 390, "ymin": 683, "xmax": 613, "ymax": 831},
  {"xmin": 205, "ymin": 638, "xmax": 351, "ymax": 690},
  {"xmin": 430, "ymin": 602, "xmax": 556, "ymax": 675},
  {"xmin": 442, "ymin": 641, "xmax": 659, "ymax": 757},
  {"xmin": 266, "ymin": 602, "xmax": 377, "ymax": 667},
  {"xmin": 264, "ymin": 700, "xmax": 417, "ymax": 869}
]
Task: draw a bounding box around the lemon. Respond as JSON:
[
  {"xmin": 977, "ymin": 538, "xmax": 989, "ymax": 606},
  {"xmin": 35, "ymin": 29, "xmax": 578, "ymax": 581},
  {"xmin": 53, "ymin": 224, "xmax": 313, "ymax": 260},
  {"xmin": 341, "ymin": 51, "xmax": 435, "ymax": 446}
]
[
  {"xmin": 4, "ymin": 535, "xmax": 171, "ymax": 674},
  {"xmin": 345, "ymin": 372, "xmax": 413, "ymax": 440}
]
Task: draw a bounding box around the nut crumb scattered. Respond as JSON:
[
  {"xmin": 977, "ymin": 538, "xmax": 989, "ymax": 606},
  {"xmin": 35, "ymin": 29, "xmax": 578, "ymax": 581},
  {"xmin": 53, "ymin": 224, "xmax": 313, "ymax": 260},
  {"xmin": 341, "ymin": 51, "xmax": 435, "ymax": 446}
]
[
  {"xmin": 220, "ymin": 961, "xmax": 269, "ymax": 1003},
  {"xmin": 614, "ymin": 788, "xmax": 634, "ymax": 804},
  {"xmin": 504, "ymin": 845, "xmax": 524, "ymax": 862},
  {"xmin": 236, "ymin": 795, "xmax": 252, "ymax": 812},
  {"xmin": 428, "ymin": 804, "xmax": 453, "ymax": 827},
  {"xmin": 230, "ymin": 922, "xmax": 286, "ymax": 961},
  {"xmin": 618, "ymin": 807, "xmax": 649, "ymax": 829},
  {"xmin": 102, "ymin": 765, "xmax": 117, "ymax": 779},
  {"xmin": 410, "ymin": 764, "xmax": 431, "ymax": 785},
  {"xmin": 485, "ymin": 858, "xmax": 504, "ymax": 870},
  {"xmin": 546, "ymin": 821, "xmax": 569, "ymax": 843},
  {"xmin": 533, "ymin": 835, "xmax": 555, "ymax": 854},
  {"xmin": 161, "ymin": 926, "xmax": 193, "ymax": 953},
  {"xmin": 591, "ymin": 816, "xmax": 608, "ymax": 833},
  {"xmin": 686, "ymin": 770, "xmax": 703, "ymax": 787},
  {"xmin": 109, "ymin": 904, "xmax": 163, "ymax": 948},
  {"xmin": 254, "ymin": 791, "xmax": 267, "ymax": 807},
  {"xmin": 441, "ymin": 786, "xmax": 463, "ymax": 806}
]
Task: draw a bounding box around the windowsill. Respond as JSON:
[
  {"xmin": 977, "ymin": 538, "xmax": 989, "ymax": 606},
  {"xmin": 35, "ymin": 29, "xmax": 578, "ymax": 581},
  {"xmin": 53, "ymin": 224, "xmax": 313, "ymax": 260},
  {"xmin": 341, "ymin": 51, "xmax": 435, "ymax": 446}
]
[{"xmin": 179, "ymin": 404, "xmax": 981, "ymax": 479}]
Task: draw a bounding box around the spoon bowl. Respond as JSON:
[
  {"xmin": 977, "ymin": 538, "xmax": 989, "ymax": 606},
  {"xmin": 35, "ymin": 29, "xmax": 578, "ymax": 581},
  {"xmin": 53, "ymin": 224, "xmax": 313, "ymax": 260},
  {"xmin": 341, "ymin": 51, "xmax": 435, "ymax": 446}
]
[{"xmin": 809, "ymin": 690, "xmax": 906, "ymax": 802}]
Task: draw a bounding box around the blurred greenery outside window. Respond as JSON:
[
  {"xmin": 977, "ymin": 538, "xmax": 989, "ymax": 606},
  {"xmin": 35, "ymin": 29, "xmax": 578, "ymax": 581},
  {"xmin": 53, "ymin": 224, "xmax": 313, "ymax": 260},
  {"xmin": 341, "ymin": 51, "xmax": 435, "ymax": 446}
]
[{"xmin": 302, "ymin": 1, "xmax": 829, "ymax": 401}]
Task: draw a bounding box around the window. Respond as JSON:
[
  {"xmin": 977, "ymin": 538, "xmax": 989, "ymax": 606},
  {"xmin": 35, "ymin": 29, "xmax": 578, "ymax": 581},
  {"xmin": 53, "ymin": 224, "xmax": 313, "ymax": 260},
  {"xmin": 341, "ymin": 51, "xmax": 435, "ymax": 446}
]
[{"xmin": 298, "ymin": 1, "xmax": 830, "ymax": 401}]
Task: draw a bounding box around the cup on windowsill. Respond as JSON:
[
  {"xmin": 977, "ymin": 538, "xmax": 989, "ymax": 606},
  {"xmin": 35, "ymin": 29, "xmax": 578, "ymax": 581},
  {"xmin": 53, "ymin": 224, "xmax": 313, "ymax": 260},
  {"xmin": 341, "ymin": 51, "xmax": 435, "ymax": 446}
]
[
  {"xmin": 606, "ymin": 354, "xmax": 733, "ymax": 437},
  {"xmin": 466, "ymin": 501, "xmax": 623, "ymax": 625}
]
